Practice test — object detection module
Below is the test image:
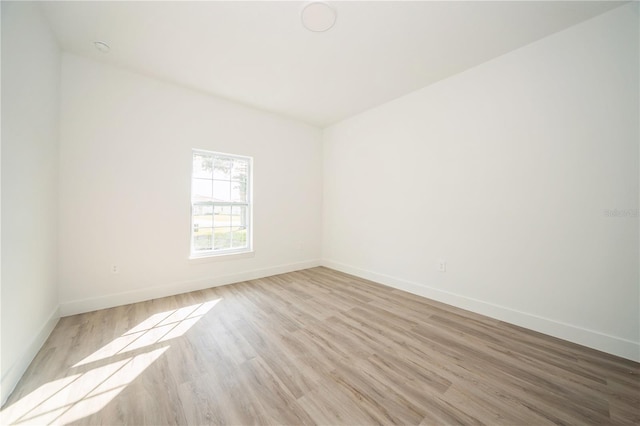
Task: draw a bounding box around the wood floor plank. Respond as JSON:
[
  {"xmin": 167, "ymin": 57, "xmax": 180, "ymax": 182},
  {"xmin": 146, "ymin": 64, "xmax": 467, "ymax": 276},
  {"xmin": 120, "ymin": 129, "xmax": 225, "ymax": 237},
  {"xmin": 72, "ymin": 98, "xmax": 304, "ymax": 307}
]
[{"xmin": 2, "ymin": 266, "xmax": 638, "ymax": 425}]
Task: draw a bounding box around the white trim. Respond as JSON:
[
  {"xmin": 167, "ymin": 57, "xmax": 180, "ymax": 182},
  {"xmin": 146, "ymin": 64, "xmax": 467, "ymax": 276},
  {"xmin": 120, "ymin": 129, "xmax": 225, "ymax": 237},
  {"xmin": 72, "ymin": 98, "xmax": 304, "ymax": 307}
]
[
  {"xmin": 190, "ymin": 149, "xmax": 253, "ymax": 257},
  {"xmin": 59, "ymin": 259, "xmax": 321, "ymax": 316},
  {"xmin": 188, "ymin": 250, "xmax": 255, "ymax": 263},
  {"xmin": 1, "ymin": 306, "xmax": 60, "ymax": 407},
  {"xmin": 321, "ymin": 259, "xmax": 640, "ymax": 362}
]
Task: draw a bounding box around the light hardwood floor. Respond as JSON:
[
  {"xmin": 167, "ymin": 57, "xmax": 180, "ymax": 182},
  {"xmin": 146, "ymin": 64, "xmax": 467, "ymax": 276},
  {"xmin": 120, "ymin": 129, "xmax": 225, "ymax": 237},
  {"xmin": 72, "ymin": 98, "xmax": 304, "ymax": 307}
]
[{"xmin": 2, "ymin": 267, "xmax": 638, "ymax": 425}]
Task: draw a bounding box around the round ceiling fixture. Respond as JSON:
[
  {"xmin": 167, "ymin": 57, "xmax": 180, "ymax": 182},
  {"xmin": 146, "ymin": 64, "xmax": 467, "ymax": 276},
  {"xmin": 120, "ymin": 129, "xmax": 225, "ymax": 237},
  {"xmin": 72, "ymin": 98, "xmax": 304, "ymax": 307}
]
[
  {"xmin": 93, "ymin": 41, "xmax": 110, "ymax": 53},
  {"xmin": 301, "ymin": 2, "xmax": 337, "ymax": 32}
]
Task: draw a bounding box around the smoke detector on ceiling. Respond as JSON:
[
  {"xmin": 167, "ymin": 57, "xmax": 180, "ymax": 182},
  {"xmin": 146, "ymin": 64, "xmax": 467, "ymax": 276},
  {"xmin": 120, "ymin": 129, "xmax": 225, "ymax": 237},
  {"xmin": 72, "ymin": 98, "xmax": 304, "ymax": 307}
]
[{"xmin": 301, "ymin": 2, "xmax": 337, "ymax": 32}]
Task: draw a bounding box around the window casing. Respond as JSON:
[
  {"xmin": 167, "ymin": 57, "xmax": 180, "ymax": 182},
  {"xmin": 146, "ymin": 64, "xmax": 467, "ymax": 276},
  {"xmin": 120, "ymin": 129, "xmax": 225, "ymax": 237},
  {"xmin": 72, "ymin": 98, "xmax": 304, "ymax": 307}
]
[{"xmin": 191, "ymin": 150, "xmax": 252, "ymax": 257}]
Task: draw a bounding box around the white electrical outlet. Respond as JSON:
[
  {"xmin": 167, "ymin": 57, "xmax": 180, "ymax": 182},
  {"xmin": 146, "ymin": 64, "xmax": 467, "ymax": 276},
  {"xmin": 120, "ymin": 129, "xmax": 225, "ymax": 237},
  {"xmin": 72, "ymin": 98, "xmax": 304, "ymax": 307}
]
[
  {"xmin": 438, "ymin": 260, "xmax": 447, "ymax": 272},
  {"xmin": 111, "ymin": 265, "xmax": 119, "ymax": 274}
]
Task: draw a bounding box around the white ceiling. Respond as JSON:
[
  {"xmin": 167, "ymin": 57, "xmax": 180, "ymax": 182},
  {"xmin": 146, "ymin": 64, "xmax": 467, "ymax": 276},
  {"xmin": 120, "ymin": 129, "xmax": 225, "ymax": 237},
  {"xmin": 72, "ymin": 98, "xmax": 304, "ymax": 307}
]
[{"xmin": 40, "ymin": 1, "xmax": 624, "ymax": 127}]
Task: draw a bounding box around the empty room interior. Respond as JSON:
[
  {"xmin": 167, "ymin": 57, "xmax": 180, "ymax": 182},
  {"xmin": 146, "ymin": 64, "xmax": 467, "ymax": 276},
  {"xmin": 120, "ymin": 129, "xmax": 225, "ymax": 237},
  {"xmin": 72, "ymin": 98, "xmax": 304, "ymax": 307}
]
[{"xmin": 1, "ymin": 0, "xmax": 639, "ymax": 424}]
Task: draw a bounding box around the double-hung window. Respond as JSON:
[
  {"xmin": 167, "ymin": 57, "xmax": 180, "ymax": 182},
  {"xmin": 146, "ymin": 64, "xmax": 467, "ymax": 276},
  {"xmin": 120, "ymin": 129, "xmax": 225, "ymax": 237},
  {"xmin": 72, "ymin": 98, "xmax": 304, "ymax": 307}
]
[{"xmin": 191, "ymin": 150, "xmax": 252, "ymax": 257}]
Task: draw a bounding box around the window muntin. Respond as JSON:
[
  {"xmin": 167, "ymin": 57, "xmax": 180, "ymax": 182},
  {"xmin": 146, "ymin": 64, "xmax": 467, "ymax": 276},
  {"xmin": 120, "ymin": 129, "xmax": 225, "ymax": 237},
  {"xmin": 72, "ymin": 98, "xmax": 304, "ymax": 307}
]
[{"xmin": 191, "ymin": 150, "xmax": 251, "ymax": 257}]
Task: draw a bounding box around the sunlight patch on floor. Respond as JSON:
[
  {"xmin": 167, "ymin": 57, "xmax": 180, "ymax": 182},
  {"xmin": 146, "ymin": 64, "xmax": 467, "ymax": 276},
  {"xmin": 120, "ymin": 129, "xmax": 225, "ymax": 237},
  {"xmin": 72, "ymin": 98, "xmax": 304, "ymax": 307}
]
[
  {"xmin": 74, "ymin": 299, "xmax": 220, "ymax": 367},
  {"xmin": 1, "ymin": 299, "xmax": 221, "ymax": 425}
]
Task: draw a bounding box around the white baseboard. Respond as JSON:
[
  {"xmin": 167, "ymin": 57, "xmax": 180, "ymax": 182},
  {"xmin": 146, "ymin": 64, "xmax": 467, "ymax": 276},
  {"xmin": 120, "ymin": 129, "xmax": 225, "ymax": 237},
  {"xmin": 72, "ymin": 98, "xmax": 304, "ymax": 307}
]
[
  {"xmin": 1, "ymin": 305, "xmax": 60, "ymax": 407},
  {"xmin": 322, "ymin": 259, "xmax": 640, "ymax": 362},
  {"xmin": 60, "ymin": 259, "xmax": 322, "ymax": 316}
]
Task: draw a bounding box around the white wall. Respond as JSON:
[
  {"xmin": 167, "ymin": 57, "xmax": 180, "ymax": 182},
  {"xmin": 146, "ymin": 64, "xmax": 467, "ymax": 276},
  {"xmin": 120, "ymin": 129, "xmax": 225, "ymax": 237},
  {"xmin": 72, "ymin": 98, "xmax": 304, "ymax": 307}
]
[
  {"xmin": 323, "ymin": 4, "xmax": 639, "ymax": 361},
  {"xmin": 59, "ymin": 54, "xmax": 323, "ymax": 315},
  {"xmin": 1, "ymin": 2, "xmax": 61, "ymax": 405}
]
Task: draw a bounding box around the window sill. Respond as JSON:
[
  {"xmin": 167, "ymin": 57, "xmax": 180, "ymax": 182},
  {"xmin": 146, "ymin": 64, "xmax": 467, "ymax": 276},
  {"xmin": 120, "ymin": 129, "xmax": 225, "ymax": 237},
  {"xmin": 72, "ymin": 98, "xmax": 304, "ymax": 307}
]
[{"xmin": 188, "ymin": 250, "xmax": 255, "ymax": 264}]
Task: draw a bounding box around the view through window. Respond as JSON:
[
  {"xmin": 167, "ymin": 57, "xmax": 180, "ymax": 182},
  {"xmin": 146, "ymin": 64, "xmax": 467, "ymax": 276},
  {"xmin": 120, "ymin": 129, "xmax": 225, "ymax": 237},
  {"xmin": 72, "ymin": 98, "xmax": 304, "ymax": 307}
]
[{"xmin": 191, "ymin": 150, "xmax": 252, "ymax": 257}]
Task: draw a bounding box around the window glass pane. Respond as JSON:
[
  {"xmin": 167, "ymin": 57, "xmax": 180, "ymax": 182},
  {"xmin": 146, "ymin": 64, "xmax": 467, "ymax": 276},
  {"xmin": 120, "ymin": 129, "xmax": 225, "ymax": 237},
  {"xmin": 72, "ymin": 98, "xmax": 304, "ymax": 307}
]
[
  {"xmin": 213, "ymin": 180, "xmax": 231, "ymax": 202},
  {"xmin": 231, "ymin": 159, "xmax": 249, "ymax": 182},
  {"xmin": 194, "ymin": 204, "xmax": 214, "ymax": 215},
  {"xmin": 213, "ymin": 228, "xmax": 231, "ymax": 250},
  {"xmin": 192, "ymin": 150, "xmax": 251, "ymax": 256},
  {"xmin": 213, "ymin": 157, "xmax": 232, "ymax": 180},
  {"xmin": 231, "ymin": 227, "xmax": 247, "ymax": 248},
  {"xmin": 231, "ymin": 205, "xmax": 246, "ymax": 227},
  {"xmin": 193, "ymin": 205, "xmax": 213, "ymax": 228},
  {"xmin": 231, "ymin": 182, "xmax": 247, "ymax": 202},
  {"xmin": 193, "ymin": 229, "xmax": 212, "ymax": 251},
  {"xmin": 214, "ymin": 205, "xmax": 231, "ymax": 227},
  {"xmin": 193, "ymin": 154, "xmax": 213, "ymax": 179},
  {"xmin": 192, "ymin": 179, "xmax": 212, "ymax": 202}
]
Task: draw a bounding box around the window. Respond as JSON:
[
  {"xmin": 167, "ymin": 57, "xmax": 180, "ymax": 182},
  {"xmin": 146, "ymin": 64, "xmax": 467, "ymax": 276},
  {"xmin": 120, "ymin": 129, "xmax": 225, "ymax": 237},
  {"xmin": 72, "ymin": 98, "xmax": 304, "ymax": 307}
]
[{"xmin": 191, "ymin": 150, "xmax": 252, "ymax": 257}]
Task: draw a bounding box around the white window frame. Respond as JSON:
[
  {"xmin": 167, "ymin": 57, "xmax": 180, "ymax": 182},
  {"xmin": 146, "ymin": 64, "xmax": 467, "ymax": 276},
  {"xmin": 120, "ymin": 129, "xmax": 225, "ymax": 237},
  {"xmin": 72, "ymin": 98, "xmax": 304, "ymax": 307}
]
[{"xmin": 190, "ymin": 149, "xmax": 253, "ymax": 259}]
